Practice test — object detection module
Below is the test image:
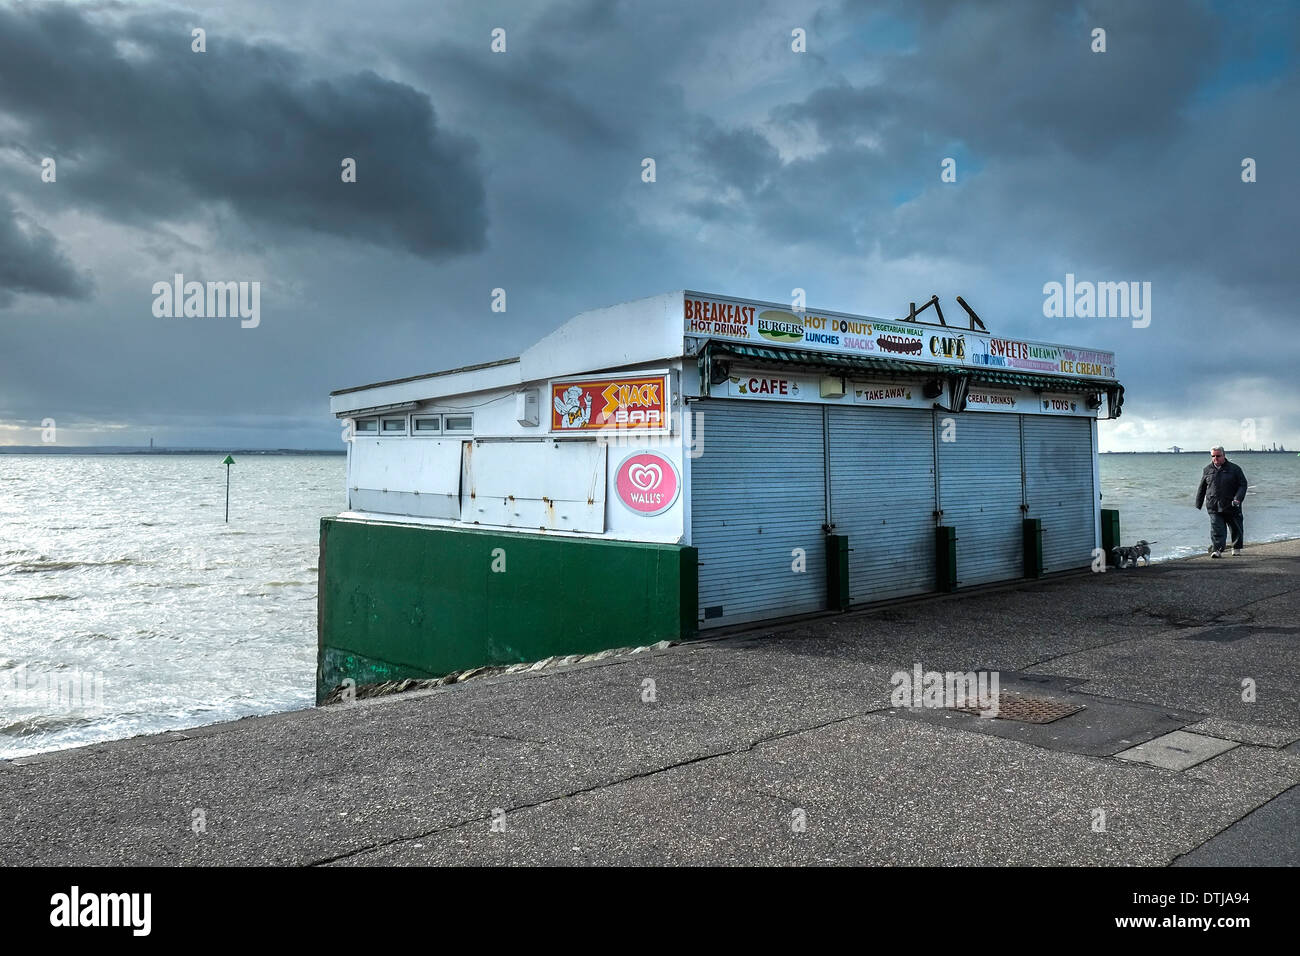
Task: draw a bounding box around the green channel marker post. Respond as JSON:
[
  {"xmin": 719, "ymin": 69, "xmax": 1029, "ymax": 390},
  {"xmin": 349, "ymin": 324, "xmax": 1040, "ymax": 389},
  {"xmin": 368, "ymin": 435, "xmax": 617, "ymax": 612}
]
[{"xmin": 222, "ymin": 455, "xmax": 235, "ymax": 522}]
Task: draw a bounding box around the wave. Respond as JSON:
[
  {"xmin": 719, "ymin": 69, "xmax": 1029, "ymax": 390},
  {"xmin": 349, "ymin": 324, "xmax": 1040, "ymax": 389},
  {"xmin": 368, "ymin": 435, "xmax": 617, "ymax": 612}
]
[
  {"xmin": 1, "ymin": 557, "xmax": 139, "ymax": 574},
  {"xmin": 0, "ymin": 712, "xmax": 97, "ymax": 737}
]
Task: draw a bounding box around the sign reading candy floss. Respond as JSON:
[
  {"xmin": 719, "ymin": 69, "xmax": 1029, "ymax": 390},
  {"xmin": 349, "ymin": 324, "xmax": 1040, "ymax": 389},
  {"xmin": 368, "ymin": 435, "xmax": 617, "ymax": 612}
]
[{"xmin": 615, "ymin": 452, "xmax": 681, "ymax": 516}]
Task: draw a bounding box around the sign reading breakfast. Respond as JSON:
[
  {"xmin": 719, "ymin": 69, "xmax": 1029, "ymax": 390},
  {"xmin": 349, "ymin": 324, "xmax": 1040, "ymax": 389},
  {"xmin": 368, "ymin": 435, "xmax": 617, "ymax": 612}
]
[
  {"xmin": 614, "ymin": 452, "xmax": 681, "ymax": 516},
  {"xmin": 683, "ymin": 292, "xmax": 1117, "ymax": 380},
  {"xmin": 550, "ymin": 374, "xmax": 669, "ymax": 432}
]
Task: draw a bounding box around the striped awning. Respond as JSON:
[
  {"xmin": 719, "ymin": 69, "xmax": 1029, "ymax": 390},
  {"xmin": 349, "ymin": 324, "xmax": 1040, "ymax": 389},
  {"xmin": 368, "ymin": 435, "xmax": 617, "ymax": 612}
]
[{"xmin": 703, "ymin": 342, "xmax": 1118, "ymax": 392}]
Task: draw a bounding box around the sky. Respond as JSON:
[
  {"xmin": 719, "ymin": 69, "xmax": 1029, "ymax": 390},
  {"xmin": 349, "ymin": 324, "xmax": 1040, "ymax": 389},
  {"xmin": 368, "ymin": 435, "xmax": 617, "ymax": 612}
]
[{"xmin": 0, "ymin": 0, "xmax": 1296, "ymax": 451}]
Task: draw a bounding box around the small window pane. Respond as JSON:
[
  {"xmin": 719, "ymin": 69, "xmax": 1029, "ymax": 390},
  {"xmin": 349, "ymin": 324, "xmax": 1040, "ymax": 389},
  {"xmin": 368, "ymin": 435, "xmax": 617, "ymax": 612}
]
[
  {"xmin": 413, "ymin": 416, "xmax": 441, "ymax": 433},
  {"xmin": 355, "ymin": 418, "xmax": 378, "ymax": 433},
  {"xmin": 444, "ymin": 414, "xmax": 473, "ymax": 433},
  {"xmin": 381, "ymin": 417, "xmax": 407, "ymax": 433}
]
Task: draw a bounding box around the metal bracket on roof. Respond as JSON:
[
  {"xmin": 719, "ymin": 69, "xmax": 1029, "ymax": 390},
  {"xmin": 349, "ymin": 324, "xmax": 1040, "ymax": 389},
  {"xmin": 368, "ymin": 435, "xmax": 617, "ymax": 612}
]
[
  {"xmin": 906, "ymin": 294, "xmax": 947, "ymax": 326},
  {"xmin": 954, "ymin": 296, "xmax": 988, "ymax": 332}
]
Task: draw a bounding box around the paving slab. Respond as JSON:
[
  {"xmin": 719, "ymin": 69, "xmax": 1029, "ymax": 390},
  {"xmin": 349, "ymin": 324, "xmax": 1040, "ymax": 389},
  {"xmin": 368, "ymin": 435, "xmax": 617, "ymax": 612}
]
[
  {"xmin": 1115, "ymin": 731, "xmax": 1239, "ymax": 771},
  {"xmin": 1184, "ymin": 717, "xmax": 1298, "ymax": 748}
]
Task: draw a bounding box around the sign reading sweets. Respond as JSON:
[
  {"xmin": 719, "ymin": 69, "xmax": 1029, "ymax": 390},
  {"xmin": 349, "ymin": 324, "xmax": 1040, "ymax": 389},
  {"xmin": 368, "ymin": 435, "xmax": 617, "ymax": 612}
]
[
  {"xmin": 614, "ymin": 452, "xmax": 681, "ymax": 516},
  {"xmin": 683, "ymin": 292, "xmax": 1117, "ymax": 380},
  {"xmin": 550, "ymin": 375, "xmax": 669, "ymax": 432}
]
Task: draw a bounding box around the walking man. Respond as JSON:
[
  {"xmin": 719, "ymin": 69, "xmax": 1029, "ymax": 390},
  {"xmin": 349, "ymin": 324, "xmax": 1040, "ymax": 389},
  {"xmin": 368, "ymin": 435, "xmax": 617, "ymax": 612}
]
[{"xmin": 1194, "ymin": 446, "xmax": 1248, "ymax": 558}]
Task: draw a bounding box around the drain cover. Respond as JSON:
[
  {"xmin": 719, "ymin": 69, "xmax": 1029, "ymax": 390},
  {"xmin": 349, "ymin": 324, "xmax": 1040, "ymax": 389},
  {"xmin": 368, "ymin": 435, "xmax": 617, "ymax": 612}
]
[{"xmin": 951, "ymin": 692, "xmax": 1085, "ymax": 724}]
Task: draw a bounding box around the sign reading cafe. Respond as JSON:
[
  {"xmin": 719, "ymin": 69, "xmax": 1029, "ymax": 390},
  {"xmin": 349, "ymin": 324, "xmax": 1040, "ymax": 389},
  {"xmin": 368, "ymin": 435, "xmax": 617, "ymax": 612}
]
[{"xmin": 684, "ymin": 293, "xmax": 1117, "ymax": 380}]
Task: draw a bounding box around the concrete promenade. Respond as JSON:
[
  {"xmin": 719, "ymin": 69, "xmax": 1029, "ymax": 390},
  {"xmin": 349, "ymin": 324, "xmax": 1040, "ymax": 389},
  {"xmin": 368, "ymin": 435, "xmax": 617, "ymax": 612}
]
[{"xmin": 3, "ymin": 540, "xmax": 1298, "ymax": 866}]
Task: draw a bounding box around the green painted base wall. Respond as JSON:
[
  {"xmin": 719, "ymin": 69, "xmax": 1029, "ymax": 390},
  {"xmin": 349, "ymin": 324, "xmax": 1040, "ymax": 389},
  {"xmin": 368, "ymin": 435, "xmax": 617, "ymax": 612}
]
[{"xmin": 317, "ymin": 517, "xmax": 698, "ymax": 703}]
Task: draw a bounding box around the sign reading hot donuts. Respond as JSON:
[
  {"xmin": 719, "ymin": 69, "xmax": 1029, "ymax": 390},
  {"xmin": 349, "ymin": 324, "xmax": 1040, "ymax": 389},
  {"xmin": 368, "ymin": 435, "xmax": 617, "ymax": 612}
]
[
  {"xmin": 615, "ymin": 452, "xmax": 681, "ymax": 516},
  {"xmin": 550, "ymin": 374, "xmax": 669, "ymax": 432}
]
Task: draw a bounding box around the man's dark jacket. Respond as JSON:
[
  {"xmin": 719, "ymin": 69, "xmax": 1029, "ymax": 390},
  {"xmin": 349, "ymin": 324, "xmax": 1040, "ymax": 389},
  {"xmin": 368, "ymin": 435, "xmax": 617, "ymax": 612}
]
[{"xmin": 1195, "ymin": 460, "xmax": 1248, "ymax": 512}]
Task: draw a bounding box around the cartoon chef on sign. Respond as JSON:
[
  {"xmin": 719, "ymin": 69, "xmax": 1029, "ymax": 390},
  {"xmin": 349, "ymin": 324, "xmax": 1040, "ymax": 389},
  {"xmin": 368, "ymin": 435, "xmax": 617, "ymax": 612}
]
[{"xmin": 554, "ymin": 384, "xmax": 593, "ymax": 429}]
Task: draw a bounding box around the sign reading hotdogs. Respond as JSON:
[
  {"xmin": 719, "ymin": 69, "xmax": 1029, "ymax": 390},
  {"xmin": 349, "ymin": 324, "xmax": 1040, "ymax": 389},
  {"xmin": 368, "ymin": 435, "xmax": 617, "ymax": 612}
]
[
  {"xmin": 683, "ymin": 292, "xmax": 1117, "ymax": 380},
  {"xmin": 551, "ymin": 374, "xmax": 670, "ymax": 432}
]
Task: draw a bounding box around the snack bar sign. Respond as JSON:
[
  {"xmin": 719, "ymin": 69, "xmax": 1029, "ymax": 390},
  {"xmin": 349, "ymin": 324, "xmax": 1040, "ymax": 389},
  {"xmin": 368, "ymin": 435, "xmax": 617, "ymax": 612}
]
[
  {"xmin": 551, "ymin": 374, "xmax": 669, "ymax": 432},
  {"xmin": 683, "ymin": 292, "xmax": 1117, "ymax": 380}
]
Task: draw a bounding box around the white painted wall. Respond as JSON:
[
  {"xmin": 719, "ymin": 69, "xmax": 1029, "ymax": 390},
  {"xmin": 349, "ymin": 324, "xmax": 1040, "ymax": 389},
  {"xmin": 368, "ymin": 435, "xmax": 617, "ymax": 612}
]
[
  {"xmin": 518, "ymin": 291, "xmax": 686, "ymax": 384},
  {"xmin": 341, "ymin": 358, "xmax": 690, "ymax": 543}
]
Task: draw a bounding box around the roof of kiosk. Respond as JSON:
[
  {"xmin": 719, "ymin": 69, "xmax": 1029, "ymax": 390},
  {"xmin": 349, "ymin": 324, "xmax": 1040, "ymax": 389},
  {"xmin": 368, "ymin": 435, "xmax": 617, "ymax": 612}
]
[{"xmin": 330, "ymin": 290, "xmax": 1119, "ymax": 416}]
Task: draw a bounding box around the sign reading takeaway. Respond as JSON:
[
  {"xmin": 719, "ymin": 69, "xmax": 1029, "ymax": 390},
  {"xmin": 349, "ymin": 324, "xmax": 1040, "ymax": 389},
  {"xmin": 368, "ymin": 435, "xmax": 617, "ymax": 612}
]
[{"xmin": 683, "ymin": 293, "xmax": 1117, "ymax": 380}]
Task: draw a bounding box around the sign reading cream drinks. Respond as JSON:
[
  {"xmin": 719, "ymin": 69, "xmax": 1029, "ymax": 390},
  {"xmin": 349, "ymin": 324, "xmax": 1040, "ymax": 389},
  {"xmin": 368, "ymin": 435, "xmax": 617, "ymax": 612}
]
[{"xmin": 684, "ymin": 292, "xmax": 1117, "ymax": 380}]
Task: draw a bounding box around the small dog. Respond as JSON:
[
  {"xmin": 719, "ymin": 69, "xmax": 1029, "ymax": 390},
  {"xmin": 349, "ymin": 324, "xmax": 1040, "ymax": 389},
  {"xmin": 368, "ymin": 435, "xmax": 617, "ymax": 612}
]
[{"xmin": 1111, "ymin": 540, "xmax": 1153, "ymax": 568}]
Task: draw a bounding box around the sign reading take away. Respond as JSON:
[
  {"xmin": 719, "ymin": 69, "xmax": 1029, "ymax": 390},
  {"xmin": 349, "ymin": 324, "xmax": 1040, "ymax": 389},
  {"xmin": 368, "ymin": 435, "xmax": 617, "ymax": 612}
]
[{"xmin": 551, "ymin": 374, "xmax": 670, "ymax": 432}]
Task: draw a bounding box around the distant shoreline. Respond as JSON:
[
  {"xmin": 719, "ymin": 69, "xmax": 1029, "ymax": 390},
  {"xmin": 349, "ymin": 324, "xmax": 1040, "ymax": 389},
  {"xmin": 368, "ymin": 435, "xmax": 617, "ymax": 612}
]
[
  {"xmin": 0, "ymin": 446, "xmax": 345, "ymax": 456},
  {"xmin": 1101, "ymin": 449, "xmax": 1292, "ymax": 455}
]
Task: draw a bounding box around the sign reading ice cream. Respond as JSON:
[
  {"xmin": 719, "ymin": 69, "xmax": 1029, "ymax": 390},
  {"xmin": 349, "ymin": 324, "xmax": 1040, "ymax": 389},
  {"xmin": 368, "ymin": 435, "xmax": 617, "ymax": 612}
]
[
  {"xmin": 551, "ymin": 374, "xmax": 669, "ymax": 433},
  {"xmin": 615, "ymin": 452, "xmax": 681, "ymax": 516}
]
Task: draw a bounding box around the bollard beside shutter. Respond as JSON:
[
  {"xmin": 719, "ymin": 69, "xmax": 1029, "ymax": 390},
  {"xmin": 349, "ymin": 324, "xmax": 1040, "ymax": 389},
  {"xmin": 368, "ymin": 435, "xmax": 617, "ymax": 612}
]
[
  {"xmin": 1100, "ymin": 509, "xmax": 1121, "ymax": 566},
  {"xmin": 1023, "ymin": 517, "xmax": 1044, "ymax": 578},
  {"xmin": 935, "ymin": 526, "xmax": 957, "ymax": 592}
]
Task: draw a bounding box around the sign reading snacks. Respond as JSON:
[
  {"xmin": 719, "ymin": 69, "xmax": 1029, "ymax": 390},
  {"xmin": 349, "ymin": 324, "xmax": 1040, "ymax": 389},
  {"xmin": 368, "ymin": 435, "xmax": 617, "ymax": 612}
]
[
  {"xmin": 614, "ymin": 452, "xmax": 680, "ymax": 516},
  {"xmin": 550, "ymin": 374, "xmax": 669, "ymax": 432},
  {"xmin": 684, "ymin": 292, "xmax": 1118, "ymax": 380}
]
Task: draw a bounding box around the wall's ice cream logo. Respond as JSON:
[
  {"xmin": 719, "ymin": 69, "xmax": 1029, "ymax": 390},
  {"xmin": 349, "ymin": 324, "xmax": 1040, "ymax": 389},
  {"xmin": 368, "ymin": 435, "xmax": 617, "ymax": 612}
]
[
  {"xmin": 756, "ymin": 310, "xmax": 805, "ymax": 343},
  {"xmin": 550, "ymin": 375, "xmax": 669, "ymax": 431},
  {"xmin": 615, "ymin": 452, "xmax": 680, "ymax": 516}
]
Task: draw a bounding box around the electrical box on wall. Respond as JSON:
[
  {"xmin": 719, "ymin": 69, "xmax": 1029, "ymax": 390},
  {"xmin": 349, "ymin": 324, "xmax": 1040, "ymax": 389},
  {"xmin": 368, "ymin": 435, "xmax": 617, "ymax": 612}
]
[
  {"xmin": 516, "ymin": 389, "xmax": 540, "ymax": 426},
  {"xmin": 819, "ymin": 375, "xmax": 846, "ymax": 399}
]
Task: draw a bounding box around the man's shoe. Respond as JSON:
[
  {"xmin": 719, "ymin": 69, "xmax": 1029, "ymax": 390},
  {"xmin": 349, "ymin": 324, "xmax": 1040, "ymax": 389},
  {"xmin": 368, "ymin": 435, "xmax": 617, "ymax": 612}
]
[
  {"xmin": 1211, "ymin": 550, "xmax": 1223, "ymax": 559},
  {"xmin": 1232, "ymin": 548, "xmax": 1243, "ymax": 555}
]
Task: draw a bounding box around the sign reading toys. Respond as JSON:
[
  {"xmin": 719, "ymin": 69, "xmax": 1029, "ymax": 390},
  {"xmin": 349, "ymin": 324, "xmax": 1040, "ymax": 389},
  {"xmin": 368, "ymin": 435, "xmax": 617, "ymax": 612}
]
[{"xmin": 551, "ymin": 374, "xmax": 670, "ymax": 432}]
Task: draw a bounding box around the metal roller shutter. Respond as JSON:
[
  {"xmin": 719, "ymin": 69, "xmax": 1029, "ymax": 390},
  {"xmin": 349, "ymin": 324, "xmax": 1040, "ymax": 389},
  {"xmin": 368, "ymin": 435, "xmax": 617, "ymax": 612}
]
[
  {"xmin": 937, "ymin": 412, "xmax": 1024, "ymax": 586},
  {"xmin": 1023, "ymin": 415, "xmax": 1096, "ymax": 572},
  {"xmin": 691, "ymin": 400, "xmax": 827, "ymax": 627},
  {"xmin": 828, "ymin": 406, "xmax": 936, "ymax": 603}
]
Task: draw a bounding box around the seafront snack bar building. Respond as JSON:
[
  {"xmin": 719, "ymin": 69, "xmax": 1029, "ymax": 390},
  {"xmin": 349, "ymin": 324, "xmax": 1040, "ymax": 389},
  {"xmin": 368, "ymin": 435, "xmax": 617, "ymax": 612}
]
[{"xmin": 318, "ymin": 291, "xmax": 1123, "ymax": 701}]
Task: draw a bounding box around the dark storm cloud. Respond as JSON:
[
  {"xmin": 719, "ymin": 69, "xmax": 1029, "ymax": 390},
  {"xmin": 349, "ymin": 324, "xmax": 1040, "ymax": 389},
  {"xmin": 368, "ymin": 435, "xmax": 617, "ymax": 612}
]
[
  {"xmin": 685, "ymin": 0, "xmax": 1296, "ymax": 300},
  {"xmin": 0, "ymin": 195, "xmax": 92, "ymax": 307},
  {"xmin": 0, "ymin": 2, "xmax": 486, "ymax": 275},
  {"xmin": 869, "ymin": 0, "xmax": 1220, "ymax": 156}
]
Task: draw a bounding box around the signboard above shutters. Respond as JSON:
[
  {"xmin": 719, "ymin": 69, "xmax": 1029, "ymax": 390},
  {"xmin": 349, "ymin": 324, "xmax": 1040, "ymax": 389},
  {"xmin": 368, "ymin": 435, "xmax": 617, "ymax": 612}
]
[{"xmin": 684, "ymin": 291, "xmax": 1118, "ymax": 381}]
